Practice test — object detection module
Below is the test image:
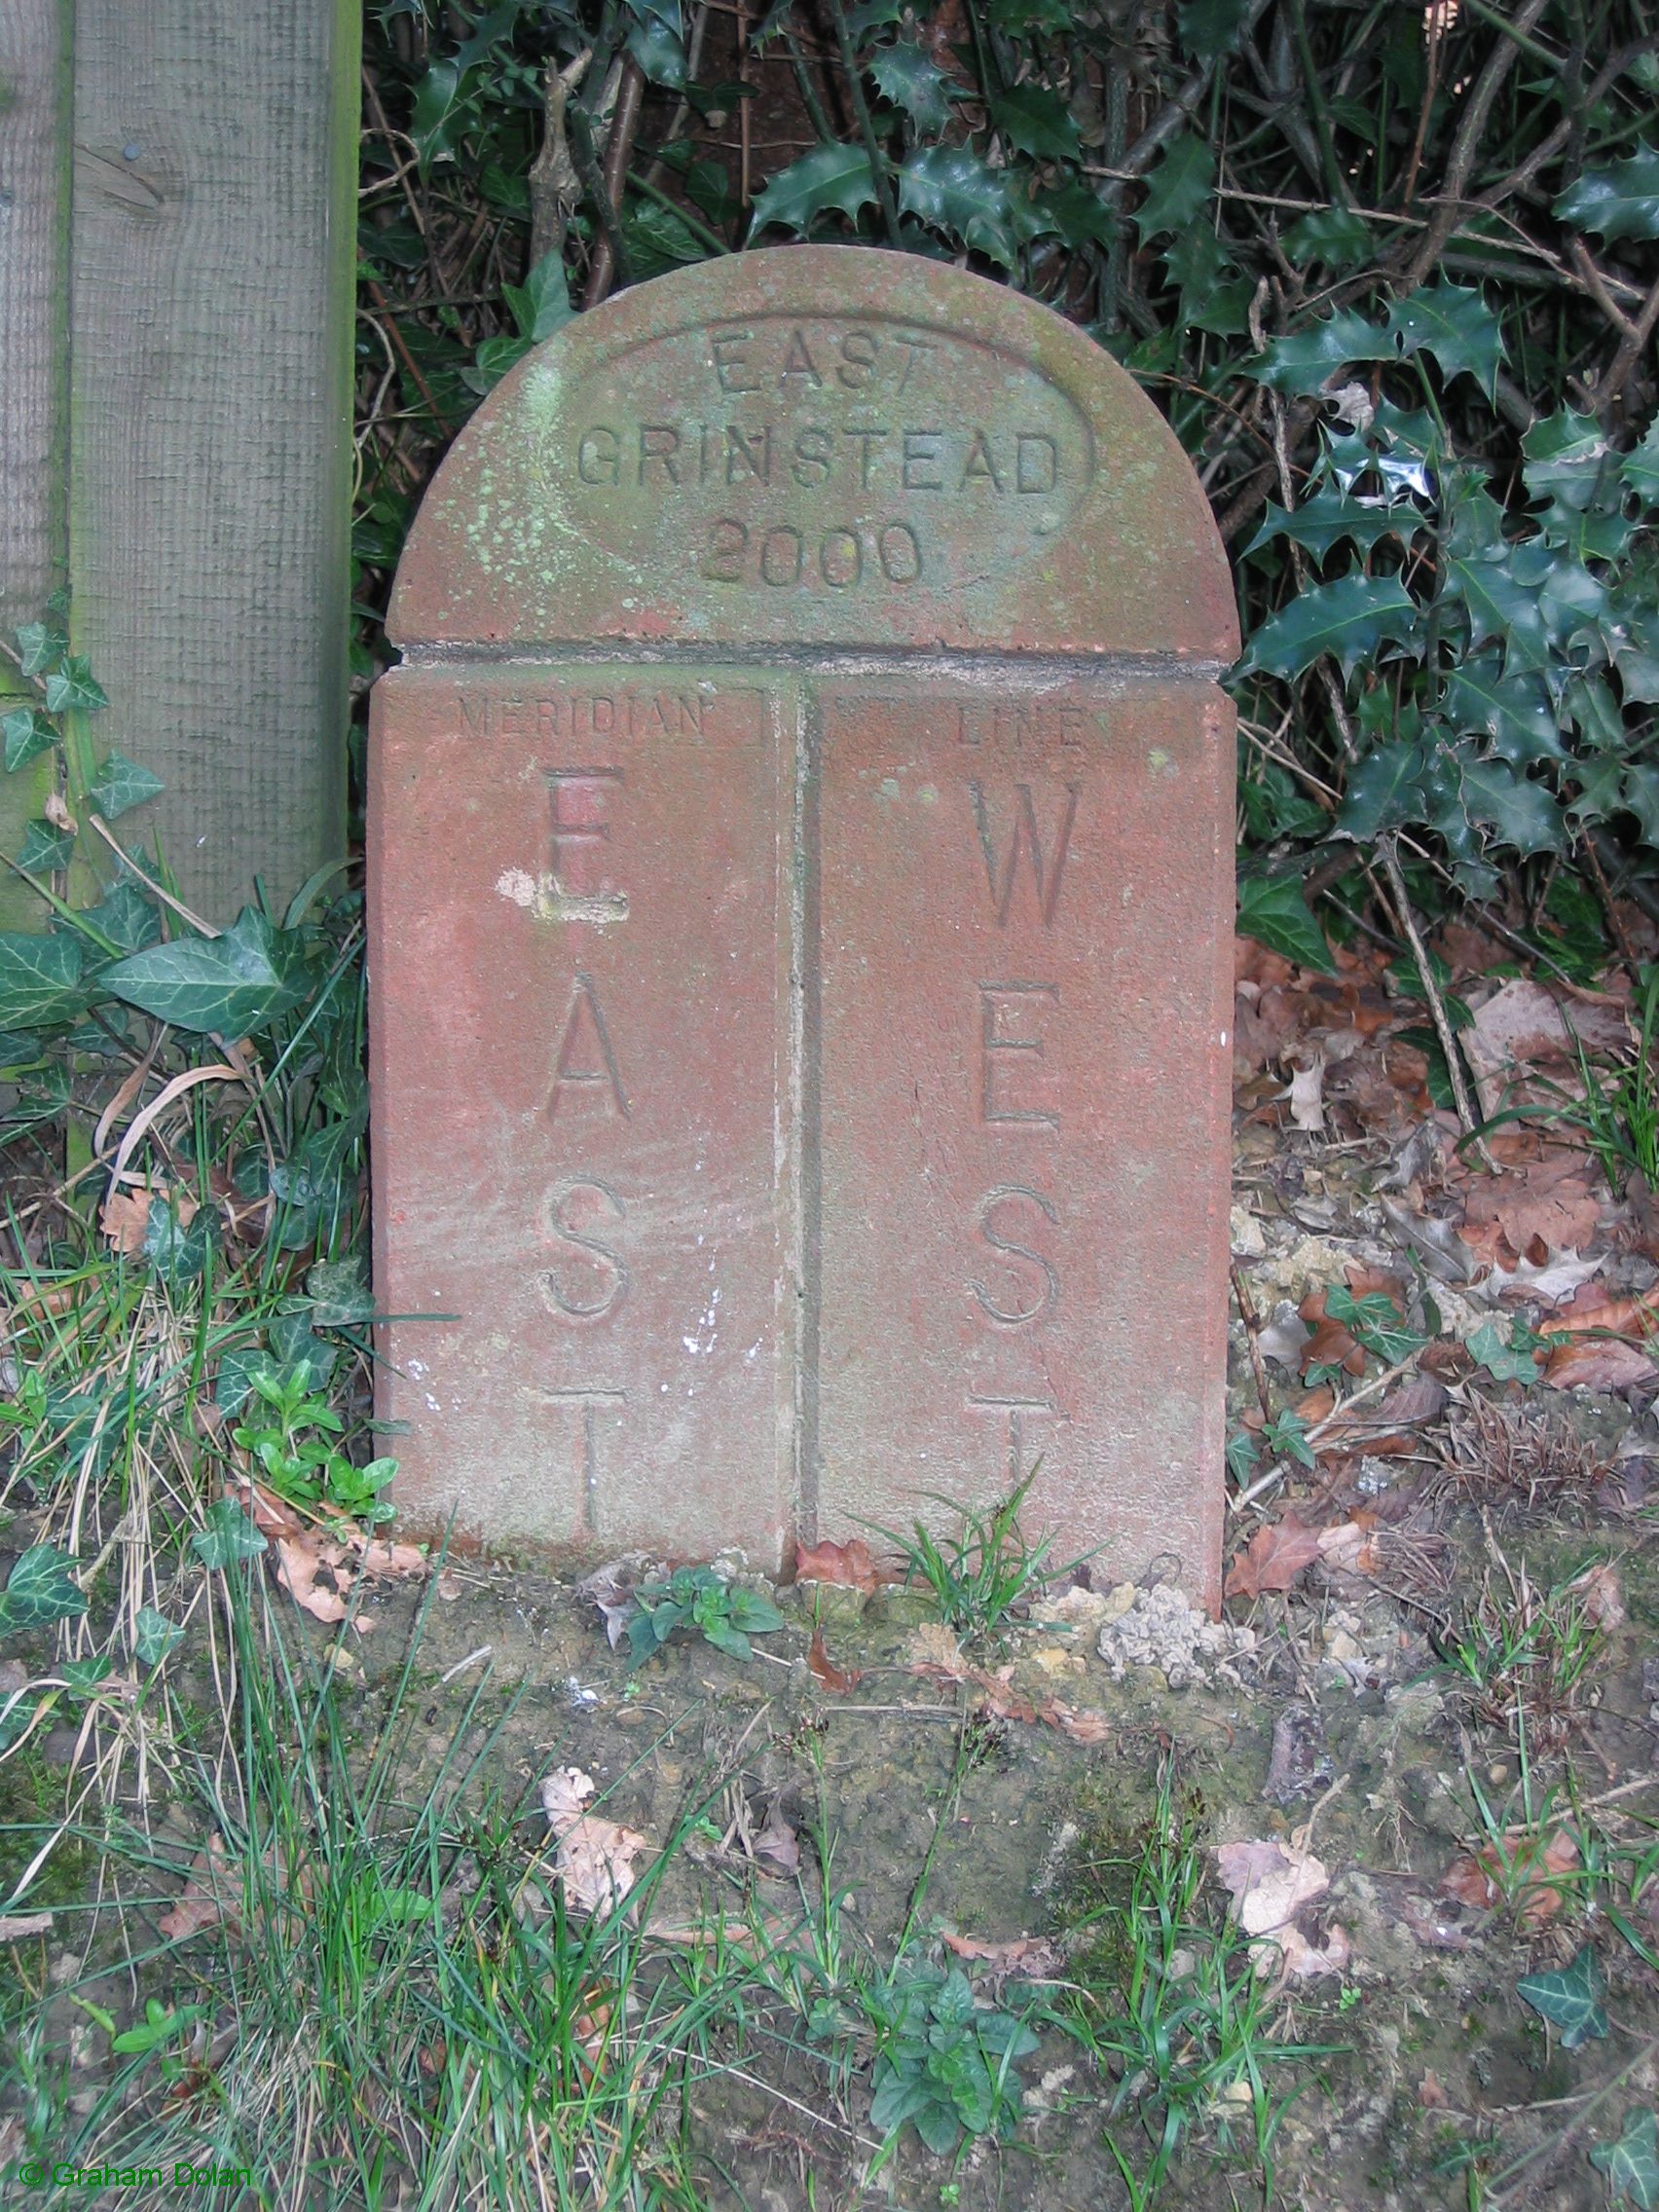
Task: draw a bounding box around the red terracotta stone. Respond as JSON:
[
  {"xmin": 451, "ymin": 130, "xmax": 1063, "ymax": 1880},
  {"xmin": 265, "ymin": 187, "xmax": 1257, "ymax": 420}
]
[
  {"xmin": 372, "ymin": 247, "xmax": 1238, "ymax": 1598},
  {"xmin": 368, "ymin": 669, "xmax": 794, "ymax": 1564},
  {"xmin": 811, "ymin": 682, "xmax": 1234, "ymax": 1605}
]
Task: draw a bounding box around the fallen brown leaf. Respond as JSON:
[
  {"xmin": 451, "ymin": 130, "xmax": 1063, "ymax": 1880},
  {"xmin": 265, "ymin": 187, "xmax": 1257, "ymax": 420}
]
[
  {"xmin": 1224, "ymin": 1513, "xmax": 1327, "ymax": 1600},
  {"xmin": 1570, "ymin": 1560, "xmax": 1626, "ymax": 1628},
  {"xmin": 807, "ymin": 1625, "xmax": 861, "ymax": 1695},
  {"xmin": 1049, "ymin": 1703, "xmax": 1114, "ymax": 1745},
  {"xmin": 1440, "ymin": 1825, "xmax": 1579, "ymax": 1928},
  {"xmin": 1543, "ymin": 1337, "xmax": 1659, "ymax": 1391},
  {"xmin": 753, "ymin": 1810, "xmax": 801, "ymax": 1877},
  {"xmin": 941, "ymin": 1930, "xmax": 1063, "ymax": 1974},
  {"xmin": 160, "ymin": 1834, "xmax": 241, "ymax": 1942},
  {"xmin": 1419, "ymin": 2071, "xmax": 1450, "ymax": 2110},
  {"xmin": 355, "ymin": 1539, "xmax": 428, "ymax": 1579},
  {"xmin": 794, "ymin": 1535, "xmax": 882, "ymax": 1593},
  {"xmin": 540, "ymin": 1767, "xmax": 647, "ymax": 1917},
  {"xmin": 276, "ymin": 1535, "xmax": 350, "ymax": 1625}
]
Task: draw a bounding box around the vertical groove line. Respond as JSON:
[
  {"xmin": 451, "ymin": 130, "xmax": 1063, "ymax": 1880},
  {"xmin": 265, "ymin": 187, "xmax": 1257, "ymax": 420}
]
[{"xmin": 796, "ymin": 682, "xmax": 823, "ymax": 1543}]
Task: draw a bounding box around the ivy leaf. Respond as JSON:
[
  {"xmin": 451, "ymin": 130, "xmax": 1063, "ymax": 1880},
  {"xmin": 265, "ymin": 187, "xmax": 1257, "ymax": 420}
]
[
  {"xmin": 989, "ymin": 82, "xmax": 1080, "ymax": 163},
  {"xmin": 1246, "ymin": 490, "xmax": 1408, "ymax": 565},
  {"xmin": 18, "ymin": 819, "xmax": 75, "ymax": 874},
  {"xmin": 192, "ymin": 1498, "xmax": 268, "ymax": 1569},
  {"xmin": 3, "ymin": 707, "xmax": 58, "ymax": 772},
  {"xmin": 0, "ymin": 930, "xmax": 88, "ymax": 1030},
  {"xmin": 83, "ymin": 879, "xmax": 162, "ymax": 955},
  {"xmin": 1387, "ymin": 280, "xmax": 1504, "ymax": 397},
  {"xmin": 43, "ymin": 657, "xmax": 108, "ymax": 716},
  {"xmin": 304, "ymin": 1256, "xmax": 376, "ymax": 1328},
  {"xmin": 1555, "ymin": 144, "xmax": 1659, "ymax": 241},
  {"xmin": 1336, "ymin": 742, "xmax": 1428, "ymax": 841},
  {"xmin": 16, "ymin": 619, "xmax": 66, "ymax": 679},
  {"xmin": 101, "ymin": 906, "xmax": 305, "ymax": 1038},
  {"xmin": 1243, "ymin": 572, "xmax": 1419, "ymax": 682},
  {"xmin": 1592, "ymin": 2111, "xmax": 1659, "ymax": 2208},
  {"xmin": 1444, "ymin": 655, "xmax": 1563, "ymax": 766},
  {"xmin": 134, "ymin": 1604, "xmax": 185, "ymax": 1668},
  {"xmin": 1236, "ymin": 873, "xmax": 1336, "ymax": 974},
  {"xmin": 504, "ymin": 253, "xmax": 574, "ymax": 346},
  {"xmin": 750, "ymin": 143, "xmax": 877, "ymax": 238},
  {"xmin": 0, "ymin": 1544, "xmax": 89, "ymax": 1632},
  {"xmin": 899, "ymin": 146, "xmax": 1017, "ymax": 267},
  {"xmin": 1445, "ymin": 555, "xmax": 1550, "ymax": 675},
  {"xmin": 1133, "ymin": 133, "xmax": 1213, "ymax": 241},
  {"xmin": 1467, "ymin": 1320, "xmax": 1540, "ymax": 1382},
  {"xmin": 1249, "ymin": 310, "xmax": 1390, "ymax": 393},
  {"xmin": 1517, "ymin": 1944, "xmax": 1607, "ymax": 2048},
  {"xmin": 88, "ymin": 752, "xmax": 165, "ymax": 821},
  {"xmin": 868, "ymin": 41, "xmax": 957, "ymax": 134}
]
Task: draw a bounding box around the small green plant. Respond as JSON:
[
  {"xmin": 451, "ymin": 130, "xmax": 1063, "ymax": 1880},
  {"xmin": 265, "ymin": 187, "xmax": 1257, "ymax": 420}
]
[
  {"xmin": 232, "ymin": 1357, "xmax": 397, "ymax": 1529},
  {"xmin": 1439, "ymin": 1561, "xmax": 1606, "ymax": 1749},
  {"xmin": 1483, "ymin": 964, "xmax": 1659, "ymax": 1197},
  {"xmin": 863, "ymin": 1960, "xmax": 1038, "ymax": 2157},
  {"xmin": 872, "ymin": 1466, "xmax": 1059, "ymax": 1642},
  {"xmin": 1066, "ymin": 1759, "xmax": 1336, "ymax": 2207},
  {"xmin": 625, "ymin": 1566, "xmax": 785, "ymax": 1664}
]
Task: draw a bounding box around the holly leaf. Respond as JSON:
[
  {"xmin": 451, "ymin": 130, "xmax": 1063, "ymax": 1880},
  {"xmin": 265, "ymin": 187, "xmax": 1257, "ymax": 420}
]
[
  {"xmin": 1282, "ymin": 206, "xmax": 1375, "ymax": 272},
  {"xmin": 1591, "ymin": 2111, "xmax": 1659, "ymax": 2209},
  {"xmin": 750, "ymin": 144, "xmax": 877, "ymax": 237},
  {"xmin": 1246, "ymin": 490, "xmax": 1409, "ymax": 565},
  {"xmin": 0, "ymin": 930, "xmax": 88, "ymax": 1030},
  {"xmin": 1621, "ymin": 766, "xmax": 1659, "ymax": 846},
  {"xmin": 1243, "ymin": 572, "xmax": 1419, "ymax": 682},
  {"xmin": 1444, "ymin": 655, "xmax": 1563, "ymax": 766},
  {"xmin": 0, "ymin": 1545, "xmax": 89, "ymax": 1632},
  {"xmin": 898, "ymin": 146, "xmax": 1017, "ymax": 266},
  {"xmin": 1624, "ymin": 422, "xmax": 1659, "ymax": 503},
  {"xmin": 2, "ymin": 707, "xmax": 58, "ymax": 772},
  {"xmin": 1249, "ymin": 310, "xmax": 1390, "ymax": 393},
  {"xmin": 192, "ymin": 1499, "xmax": 269, "ymax": 1569},
  {"xmin": 1388, "ymin": 280, "xmax": 1504, "ymax": 397},
  {"xmin": 101, "ymin": 906, "xmax": 305, "ymax": 1037},
  {"xmin": 410, "ymin": 58, "xmax": 464, "ymax": 169},
  {"xmin": 1178, "ymin": 0, "xmax": 1252, "ymax": 56},
  {"xmin": 1555, "ymin": 144, "xmax": 1659, "ymax": 241},
  {"xmin": 1523, "ymin": 411, "xmax": 1610, "ymax": 513},
  {"xmin": 1133, "ymin": 132, "xmax": 1213, "ymax": 240},
  {"xmin": 1517, "ymin": 1944, "xmax": 1607, "ymax": 2048},
  {"xmin": 1236, "ymin": 873, "xmax": 1336, "ymax": 974},
  {"xmin": 990, "ymin": 82, "xmax": 1080, "ymax": 163},
  {"xmin": 1445, "ymin": 554, "xmax": 1550, "ymax": 675},
  {"xmin": 87, "ymin": 752, "xmax": 165, "ymax": 821},
  {"xmin": 43, "ymin": 657, "xmax": 108, "ymax": 716},
  {"xmin": 626, "ymin": 15, "xmax": 686, "ymax": 85},
  {"xmin": 1336, "ymin": 742, "xmax": 1428, "ymax": 841},
  {"xmin": 1458, "ymin": 758, "xmax": 1564, "ymax": 855},
  {"xmin": 868, "ymin": 41, "xmax": 957, "ymax": 135}
]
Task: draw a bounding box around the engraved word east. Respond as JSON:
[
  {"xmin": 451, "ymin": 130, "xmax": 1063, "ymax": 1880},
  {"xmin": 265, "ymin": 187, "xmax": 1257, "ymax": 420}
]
[{"xmin": 563, "ymin": 315, "xmax": 1092, "ymax": 593}]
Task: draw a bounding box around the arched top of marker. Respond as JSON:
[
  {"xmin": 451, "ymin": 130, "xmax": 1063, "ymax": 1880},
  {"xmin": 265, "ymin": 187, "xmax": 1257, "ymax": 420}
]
[{"xmin": 389, "ymin": 246, "xmax": 1238, "ymax": 662}]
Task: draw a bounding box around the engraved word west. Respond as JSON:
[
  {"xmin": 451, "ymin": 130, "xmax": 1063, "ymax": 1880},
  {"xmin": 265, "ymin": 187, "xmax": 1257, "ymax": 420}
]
[{"xmin": 373, "ymin": 248, "xmax": 1237, "ymax": 1599}]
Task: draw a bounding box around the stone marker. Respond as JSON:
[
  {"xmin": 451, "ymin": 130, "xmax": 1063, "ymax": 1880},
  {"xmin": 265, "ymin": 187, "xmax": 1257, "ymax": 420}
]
[{"xmin": 371, "ymin": 246, "xmax": 1238, "ymax": 1604}]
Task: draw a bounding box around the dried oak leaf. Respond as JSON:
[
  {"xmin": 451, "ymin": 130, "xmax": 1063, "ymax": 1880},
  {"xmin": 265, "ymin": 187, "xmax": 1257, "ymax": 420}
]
[
  {"xmin": 793, "ymin": 1535, "xmax": 882, "ymax": 1593},
  {"xmin": 1225, "ymin": 1513, "xmax": 1327, "ymax": 1600},
  {"xmin": 1460, "ymin": 1156, "xmax": 1603, "ymax": 1263},
  {"xmin": 1214, "ymin": 1837, "xmax": 1330, "ymax": 1937},
  {"xmin": 1543, "ymin": 1337, "xmax": 1659, "ymax": 1391},
  {"xmin": 540, "ymin": 1766, "xmax": 647, "ymax": 1918}
]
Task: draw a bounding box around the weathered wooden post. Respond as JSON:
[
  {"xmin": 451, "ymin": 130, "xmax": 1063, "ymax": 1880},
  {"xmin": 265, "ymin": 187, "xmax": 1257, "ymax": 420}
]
[
  {"xmin": 0, "ymin": 0, "xmax": 359, "ymax": 921},
  {"xmin": 372, "ymin": 248, "xmax": 1238, "ymax": 1604}
]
